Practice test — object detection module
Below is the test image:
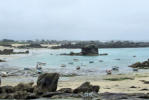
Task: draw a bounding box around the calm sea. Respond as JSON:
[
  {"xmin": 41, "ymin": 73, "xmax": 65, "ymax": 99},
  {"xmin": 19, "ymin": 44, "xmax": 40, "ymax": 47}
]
[{"xmin": 1, "ymin": 47, "xmax": 149, "ymax": 75}]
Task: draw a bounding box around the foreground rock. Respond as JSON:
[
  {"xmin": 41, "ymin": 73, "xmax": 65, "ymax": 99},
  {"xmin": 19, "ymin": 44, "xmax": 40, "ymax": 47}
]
[
  {"xmin": 73, "ymin": 82, "xmax": 100, "ymax": 93},
  {"xmin": 0, "ymin": 73, "xmax": 148, "ymax": 100},
  {"xmin": 129, "ymin": 59, "xmax": 149, "ymax": 69},
  {"xmin": 36, "ymin": 73, "xmax": 59, "ymax": 92},
  {"xmin": 0, "ymin": 72, "xmax": 101, "ymax": 99}
]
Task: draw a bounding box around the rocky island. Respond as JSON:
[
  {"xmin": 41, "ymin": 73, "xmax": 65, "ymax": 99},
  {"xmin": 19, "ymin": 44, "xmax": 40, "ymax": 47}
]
[
  {"xmin": 0, "ymin": 49, "xmax": 29, "ymax": 55},
  {"xmin": 61, "ymin": 44, "xmax": 100, "ymax": 56}
]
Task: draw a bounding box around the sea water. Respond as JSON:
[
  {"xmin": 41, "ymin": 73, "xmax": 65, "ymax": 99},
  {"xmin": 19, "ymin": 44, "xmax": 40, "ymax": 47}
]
[{"xmin": 1, "ymin": 47, "xmax": 149, "ymax": 75}]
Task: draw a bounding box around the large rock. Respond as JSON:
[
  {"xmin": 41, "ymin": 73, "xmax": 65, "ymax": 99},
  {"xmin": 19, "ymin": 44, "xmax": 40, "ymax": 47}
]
[
  {"xmin": 37, "ymin": 73, "xmax": 59, "ymax": 92},
  {"xmin": 73, "ymin": 82, "xmax": 100, "ymax": 93},
  {"xmin": 129, "ymin": 59, "xmax": 149, "ymax": 69},
  {"xmin": 81, "ymin": 44, "xmax": 98, "ymax": 55}
]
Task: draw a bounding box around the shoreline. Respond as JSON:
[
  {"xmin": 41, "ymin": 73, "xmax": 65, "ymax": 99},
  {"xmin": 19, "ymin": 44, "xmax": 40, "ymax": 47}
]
[{"xmin": 0, "ymin": 45, "xmax": 149, "ymax": 95}]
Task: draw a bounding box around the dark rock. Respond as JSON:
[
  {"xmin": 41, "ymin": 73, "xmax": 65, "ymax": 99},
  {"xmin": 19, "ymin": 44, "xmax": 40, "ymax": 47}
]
[
  {"xmin": 81, "ymin": 44, "xmax": 98, "ymax": 55},
  {"xmin": 42, "ymin": 92, "xmax": 62, "ymax": 97},
  {"xmin": 0, "ymin": 93, "xmax": 14, "ymax": 99},
  {"xmin": 138, "ymin": 95, "xmax": 149, "ymax": 99},
  {"xmin": 140, "ymin": 88, "xmax": 149, "ymax": 91},
  {"xmin": 0, "ymin": 49, "xmax": 29, "ymax": 55},
  {"xmin": 140, "ymin": 80, "xmax": 149, "ymax": 84},
  {"xmin": 14, "ymin": 82, "xmax": 34, "ymax": 93},
  {"xmin": 58, "ymin": 88, "xmax": 73, "ymax": 93},
  {"xmin": 0, "ymin": 49, "xmax": 13, "ymax": 55},
  {"xmin": 37, "ymin": 73, "xmax": 59, "ymax": 92},
  {"xmin": 99, "ymin": 53, "xmax": 108, "ymax": 56},
  {"xmin": 129, "ymin": 59, "xmax": 149, "ymax": 69},
  {"xmin": 73, "ymin": 82, "xmax": 100, "ymax": 93},
  {"xmin": 60, "ymin": 44, "xmax": 99, "ymax": 56},
  {"xmin": 0, "ymin": 86, "xmax": 15, "ymax": 93},
  {"xmin": 25, "ymin": 93, "xmax": 38, "ymax": 99},
  {"xmin": 130, "ymin": 86, "xmax": 137, "ymax": 88},
  {"xmin": 89, "ymin": 61, "xmax": 94, "ymax": 63},
  {"xmin": 51, "ymin": 93, "xmax": 82, "ymax": 99},
  {"xmin": 13, "ymin": 91, "xmax": 28, "ymax": 99},
  {"xmin": 28, "ymin": 43, "xmax": 43, "ymax": 48},
  {"xmin": 92, "ymin": 86, "xmax": 100, "ymax": 93},
  {"xmin": 0, "ymin": 59, "xmax": 6, "ymax": 62}
]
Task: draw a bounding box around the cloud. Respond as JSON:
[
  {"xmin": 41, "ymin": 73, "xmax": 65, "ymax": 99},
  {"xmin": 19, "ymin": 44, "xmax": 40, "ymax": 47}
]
[{"xmin": 0, "ymin": 0, "xmax": 149, "ymax": 40}]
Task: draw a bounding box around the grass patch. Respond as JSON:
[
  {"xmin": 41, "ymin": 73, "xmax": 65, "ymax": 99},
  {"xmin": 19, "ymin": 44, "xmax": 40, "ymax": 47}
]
[
  {"xmin": 104, "ymin": 77, "xmax": 134, "ymax": 81},
  {"xmin": 61, "ymin": 74, "xmax": 79, "ymax": 77}
]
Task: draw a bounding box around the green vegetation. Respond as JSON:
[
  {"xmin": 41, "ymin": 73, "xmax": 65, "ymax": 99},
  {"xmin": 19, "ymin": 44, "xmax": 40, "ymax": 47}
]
[
  {"xmin": 104, "ymin": 77, "xmax": 134, "ymax": 81},
  {"xmin": 61, "ymin": 74, "xmax": 79, "ymax": 77},
  {"xmin": 135, "ymin": 74, "xmax": 149, "ymax": 78}
]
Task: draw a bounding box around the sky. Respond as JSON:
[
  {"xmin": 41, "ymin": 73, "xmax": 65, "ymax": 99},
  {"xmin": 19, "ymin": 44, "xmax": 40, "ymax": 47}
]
[{"xmin": 0, "ymin": 0, "xmax": 149, "ymax": 41}]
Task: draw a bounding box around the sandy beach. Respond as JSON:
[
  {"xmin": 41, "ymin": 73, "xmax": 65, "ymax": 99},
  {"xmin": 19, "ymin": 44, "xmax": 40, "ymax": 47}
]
[{"xmin": 1, "ymin": 72, "xmax": 149, "ymax": 94}]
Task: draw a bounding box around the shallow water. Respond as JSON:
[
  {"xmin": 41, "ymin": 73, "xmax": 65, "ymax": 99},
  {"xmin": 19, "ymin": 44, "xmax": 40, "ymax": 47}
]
[{"xmin": 1, "ymin": 48, "xmax": 149, "ymax": 75}]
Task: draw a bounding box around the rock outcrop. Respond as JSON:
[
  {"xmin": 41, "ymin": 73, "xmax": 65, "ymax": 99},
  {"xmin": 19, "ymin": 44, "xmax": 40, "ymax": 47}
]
[
  {"xmin": 60, "ymin": 44, "xmax": 99, "ymax": 56},
  {"xmin": 129, "ymin": 59, "xmax": 149, "ymax": 69},
  {"xmin": 0, "ymin": 49, "xmax": 29, "ymax": 55},
  {"xmin": 73, "ymin": 82, "xmax": 100, "ymax": 93},
  {"xmin": 81, "ymin": 44, "xmax": 98, "ymax": 55},
  {"xmin": 36, "ymin": 73, "xmax": 59, "ymax": 92},
  {"xmin": 0, "ymin": 49, "xmax": 13, "ymax": 55}
]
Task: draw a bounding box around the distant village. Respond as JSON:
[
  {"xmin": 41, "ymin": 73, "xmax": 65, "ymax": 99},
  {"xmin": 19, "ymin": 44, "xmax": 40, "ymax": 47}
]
[{"xmin": 1, "ymin": 39, "xmax": 149, "ymax": 49}]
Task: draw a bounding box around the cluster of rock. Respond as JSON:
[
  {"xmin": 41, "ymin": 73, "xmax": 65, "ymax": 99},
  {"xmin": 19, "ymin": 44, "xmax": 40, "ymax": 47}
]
[
  {"xmin": 129, "ymin": 59, "xmax": 149, "ymax": 69},
  {"xmin": 0, "ymin": 73, "xmax": 100, "ymax": 99},
  {"xmin": 17, "ymin": 43, "xmax": 47, "ymax": 49},
  {"xmin": 0, "ymin": 49, "xmax": 29, "ymax": 55}
]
